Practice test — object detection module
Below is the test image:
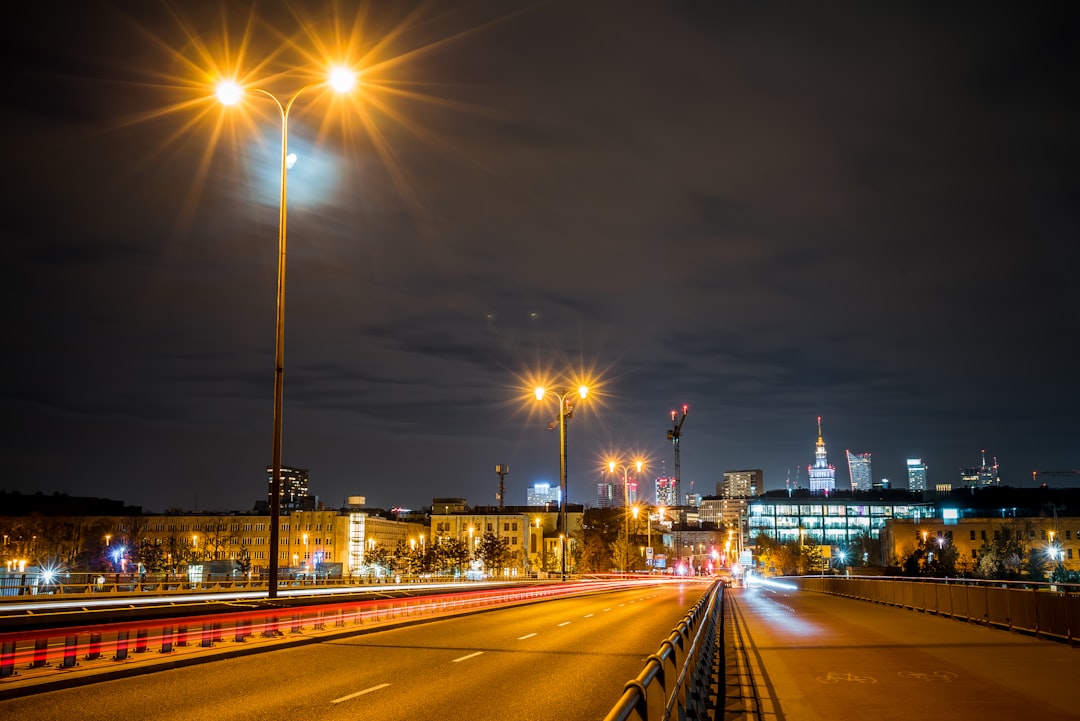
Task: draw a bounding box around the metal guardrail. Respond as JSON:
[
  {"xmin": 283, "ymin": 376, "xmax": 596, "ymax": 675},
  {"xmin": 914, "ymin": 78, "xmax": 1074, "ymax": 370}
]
[
  {"xmin": 0, "ymin": 573, "xmax": 494, "ymax": 598},
  {"xmin": 0, "ymin": 583, "xmax": 612, "ymax": 687},
  {"xmin": 604, "ymin": 581, "xmax": 722, "ymax": 721},
  {"xmin": 790, "ymin": 576, "xmax": 1080, "ymax": 644}
]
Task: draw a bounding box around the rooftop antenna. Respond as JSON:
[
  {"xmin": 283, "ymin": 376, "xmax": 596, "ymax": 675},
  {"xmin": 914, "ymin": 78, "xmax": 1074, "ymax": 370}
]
[{"xmin": 495, "ymin": 464, "xmax": 509, "ymax": 509}]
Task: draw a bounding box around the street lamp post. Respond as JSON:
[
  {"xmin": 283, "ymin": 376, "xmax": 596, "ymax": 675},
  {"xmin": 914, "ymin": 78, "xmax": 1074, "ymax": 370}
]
[
  {"xmin": 608, "ymin": 459, "xmax": 643, "ymax": 574},
  {"xmin": 217, "ymin": 67, "xmax": 355, "ymax": 599},
  {"xmin": 535, "ymin": 385, "xmax": 588, "ymax": 581}
]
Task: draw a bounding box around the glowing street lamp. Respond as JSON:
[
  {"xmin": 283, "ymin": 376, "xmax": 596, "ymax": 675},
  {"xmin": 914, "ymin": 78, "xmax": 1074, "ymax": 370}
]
[
  {"xmin": 608, "ymin": 459, "xmax": 644, "ymax": 574},
  {"xmin": 535, "ymin": 384, "xmax": 589, "ymax": 580},
  {"xmin": 216, "ymin": 65, "xmax": 357, "ymax": 599}
]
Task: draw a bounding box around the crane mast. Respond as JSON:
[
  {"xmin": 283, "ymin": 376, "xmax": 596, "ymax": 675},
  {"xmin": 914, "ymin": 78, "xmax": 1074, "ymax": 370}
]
[{"xmin": 667, "ymin": 404, "xmax": 689, "ymax": 492}]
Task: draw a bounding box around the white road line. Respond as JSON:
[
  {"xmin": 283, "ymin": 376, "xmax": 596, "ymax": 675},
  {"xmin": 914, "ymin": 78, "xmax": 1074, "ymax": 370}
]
[
  {"xmin": 518, "ymin": 632, "xmax": 537, "ymax": 640},
  {"xmin": 583, "ymin": 613, "xmax": 594, "ymax": 618},
  {"xmin": 557, "ymin": 621, "xmax": 571, "ymax": 627},
  {"xmin": 603, "ymin": 608, "xmax": 612, "ymax": 612},
  {"xmin": 332, "ymin": 683, "xmax": 390, "ymax": 704},
  {"xmin": 452, "ymin": 651, "xmax": 484, "ymax": 663}
]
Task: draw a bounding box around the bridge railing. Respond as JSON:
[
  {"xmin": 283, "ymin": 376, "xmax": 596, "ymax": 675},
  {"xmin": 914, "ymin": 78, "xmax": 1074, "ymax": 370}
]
[
  {"xmin": 0, "ymin": 581, "xmax": 633, "ymax": 688},
  {"xmin": 603, "ymin": 581, "xmax": 721, "ymax": 721},
  {"xmin": 0, "ymin": 572, "xmax": 507, "ymax": 598},
  {"xmin": 790, "ymin": 576, "xmax": 1079, "ymax": 644}
]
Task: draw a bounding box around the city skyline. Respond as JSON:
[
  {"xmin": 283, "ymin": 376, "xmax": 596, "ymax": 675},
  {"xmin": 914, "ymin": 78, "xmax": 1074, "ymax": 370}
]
[{"xmin": 5, "ymin": 2, "xmax": 1078, "ymax": 514}]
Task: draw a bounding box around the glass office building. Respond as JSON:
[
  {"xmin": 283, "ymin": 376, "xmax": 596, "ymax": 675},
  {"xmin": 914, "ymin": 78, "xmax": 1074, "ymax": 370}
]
[{"xmin": 748, "ymin": 493, "xmax": 934, "ymax": 546}]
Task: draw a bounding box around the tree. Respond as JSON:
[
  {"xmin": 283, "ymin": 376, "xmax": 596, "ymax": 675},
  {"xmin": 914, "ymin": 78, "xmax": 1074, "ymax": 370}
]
[
  {"xmin": 799, "ymin": 543, "xmax": 823, "ymax": 576},
  {"xmin": 975, "ymin": 521, "xmax": 1034, "ymax": 580},
  {"xmin": 235, "ymin": 549, "xmax": 252, "ymax": 579},
  {"xmin": 364, "ymin": 544, "xmax": 392, "ymax": 577},
  {"xmin": 476, "ymin": 532, "xmax": 510, "ymax": 573},
  {"xmin": 137, "ymin": 540, "xmax": 165, "ymax": 577},
  {"xmin": 611, "ymin": 531, "xmax": 644, "ymax": 572},
  {"xmin": 433, "ymin": 537, "xmax": 470, "ymax": 576}
]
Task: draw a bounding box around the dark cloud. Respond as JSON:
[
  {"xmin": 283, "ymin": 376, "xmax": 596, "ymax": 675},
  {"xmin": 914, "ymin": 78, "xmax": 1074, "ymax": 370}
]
[{"xmin": 3, "ymin": 0, "xmax": 1078, "ymax": 512}]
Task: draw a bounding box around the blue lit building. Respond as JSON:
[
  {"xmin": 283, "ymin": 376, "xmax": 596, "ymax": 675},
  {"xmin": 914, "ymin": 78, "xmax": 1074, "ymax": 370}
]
[
  {"xmin": 906, "ymin": 458, "xmax": 928, "ymax": 491},
  {"xmin": 846, "ymin": 451, "xmax": 873, "ymax": 491},
  {"xmin": 748, "ymin": 490, "xmax": 934, "ymax": 546},
  {"xmin": 807, "ymin": 417, "xmax": 836, "ymax": 493}
]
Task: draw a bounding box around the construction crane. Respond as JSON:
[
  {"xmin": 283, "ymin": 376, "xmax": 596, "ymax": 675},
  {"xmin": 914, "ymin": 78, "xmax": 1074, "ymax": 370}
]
[
  {"xmin": 667, "ymin": 404, "xmax": 689, "ymax": 488},
  {"xmin": 1032, "ymin": 470, "xmax": 1080, "ymax": 486}
]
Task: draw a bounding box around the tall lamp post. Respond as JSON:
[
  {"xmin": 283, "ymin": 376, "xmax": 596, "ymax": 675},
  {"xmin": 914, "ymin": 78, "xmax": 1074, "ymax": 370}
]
[
  {"xmin": 608, "ymin": 459, "xmax": 643, "ymax": 574},
  {"xmin": 217, "ymin": 66, "xmax": 356, "ymax": 599},
  {"xmin": 535, "ymin": 384, "xmax": 588, "ymax": 581}
]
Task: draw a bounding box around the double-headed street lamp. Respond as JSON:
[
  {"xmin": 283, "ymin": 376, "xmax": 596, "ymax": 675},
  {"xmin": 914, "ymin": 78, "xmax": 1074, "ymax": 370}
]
[
  {"xmin": 608, "ymin": 459, "xmax": 644, "ymax": 574},
  {"xmin": 535, "ymin": 384, "xmax": 588, "ymax": 580},
  {"xmin": 217, "ymin": 66, "xmax": 356, "ymax": 599}
]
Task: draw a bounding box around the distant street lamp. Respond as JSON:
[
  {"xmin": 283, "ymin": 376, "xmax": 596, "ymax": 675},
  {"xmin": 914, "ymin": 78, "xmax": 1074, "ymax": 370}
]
[
  {"xmin": 216, "ymin": 66, "xmax": 356, "ymax": 599},
  {"xmin": 535, "ymin": 384, "xmax": 589, "ymax": 580},
  {"xmin": 608, "ymin": 459, "xmax": 644, "ymax": 574}
]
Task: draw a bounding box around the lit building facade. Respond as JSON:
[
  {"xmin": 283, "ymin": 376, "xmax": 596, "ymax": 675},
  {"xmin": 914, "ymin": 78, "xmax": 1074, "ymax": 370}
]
[
  {"xmin": 961, "ymin": 450, "xmax": 1000, "ymax": 488},
  {"xmin": 428, "ymin": 507, "xmax": 582, "ymax": 576},
  {"xmin": 748, "ymin": 493, "xmax": 934, "ymax": 552},
  {"xmin": 846, "ymin": 451, "xmax": 873, "ymax": 491},
  {"xmin": 655, "ymin": 477, "xmax": 680, "ymax": 507},
  {"xmin": 526, "ymin": 482, "xmax": 560, "ymax": 507},
  {"xmin": 807, "ymin": 417, "xmax": 836, "ymax": 493},
  {"xmin": 906, "ymin": 458, "xmax": 928, "ymax": 491},
  {"xmin": 882, "ymin": 516, "xmax": 1080, "ymax": 574},
  {"xmin": 264, "ymin": 465, "xmax": 315, "ymax": 512},
  {"xmin": 720, "ymin": 470, "xmax": 762, "ymax": 498}
]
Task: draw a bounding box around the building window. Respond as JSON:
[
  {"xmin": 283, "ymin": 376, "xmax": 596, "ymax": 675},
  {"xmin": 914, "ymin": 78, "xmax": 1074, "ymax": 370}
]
[
  {"xmin": 969, "ymin": 530, "xmax": 976, "ymax": 540},
  {"xmin": 1067, "ymin": 530, "xmax": 1073, "ymax": 540},
  {"xmin": 981, "ymin": 530, "xmax": 987, "ymax": 541},
  {"xmin": 512, "ymin": 522, "xmax": 518, "ymax": 531},
  {"xmin": 511, "ymin": 537, "xmax": 518, "ymax": 545},
  {"xmin": 971, "ymin": 549, "xmax": 978, "ymax": 558}
]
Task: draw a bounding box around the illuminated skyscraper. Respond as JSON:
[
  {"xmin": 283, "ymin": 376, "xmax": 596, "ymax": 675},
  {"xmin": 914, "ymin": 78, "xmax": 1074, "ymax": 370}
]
[
  {"xmin": 597, "ymin": 481, "xmax": 637, "ymax": 507},
  {"xmin": 527, "ymin": 482, "xmax": 560, "ymax": 506},
  {"xmin": 807, "ymin": 417, "xmax": 836, "ymax": 493},
  {"xmin": 655, "ymin": 477, "xmax": 680, "ymax": 507},
  {"xmin": 846, "ymin": 451, "xmax": 873, "ymax": 491},
  {"xmin": 906, "ymin": 458, "xmax": 928, "ymax": 491},
  {"xmin": 720, "ymin": 470, "xmax": 762, "ymax": 498},
  {"xmin": 265, "ymin": 465, "xmax": 314, "ymax": 512},
  {"xmin": 960, "ymin": 450, "xmax": 1000, "ymax": 488}
]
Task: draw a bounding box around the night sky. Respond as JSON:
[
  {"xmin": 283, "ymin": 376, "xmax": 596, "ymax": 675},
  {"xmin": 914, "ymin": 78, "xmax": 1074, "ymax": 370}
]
[{"xmin": 5, "ymin": 1, "xmax": 1078, "ymax": 513}]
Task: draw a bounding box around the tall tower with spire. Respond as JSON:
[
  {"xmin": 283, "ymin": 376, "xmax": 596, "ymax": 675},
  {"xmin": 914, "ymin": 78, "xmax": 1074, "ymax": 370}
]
[{"xmin": 807, "ymin": 416, "xmax": 836, "ymax": 493}]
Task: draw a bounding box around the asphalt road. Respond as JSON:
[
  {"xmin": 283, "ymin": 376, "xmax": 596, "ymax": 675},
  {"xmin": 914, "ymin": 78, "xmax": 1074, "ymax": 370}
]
[
  {"xmin": 727, "ymin": 582, "xmax": 1079, "ymax": 721},
  {"xmin": 0, "ymin": 580, "xmax": 712, "ymax": 721}
]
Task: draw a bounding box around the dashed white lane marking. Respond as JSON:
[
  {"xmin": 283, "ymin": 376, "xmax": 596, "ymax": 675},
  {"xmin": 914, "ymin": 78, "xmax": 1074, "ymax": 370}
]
[
  {"xmin": 557, "ymin": 621, "xmax": 571, "ymax": 627},
  {"xmin": 452, "ymin": 651, "xmax": 484, "ymax": 663},
  {"xmin": 518, "ymin": 633, "xmax": 537, "ymax": 640},
  {"xmin": 332, "ymin": 683, "xmax": 390, "ymax": 704},
  {"xmin": 583, "ymin": 613, "xmax": 594, "ymax": 618},
  {"xmin": 603, "ymin": 608, "xmax": 612, "ymax": 612}
]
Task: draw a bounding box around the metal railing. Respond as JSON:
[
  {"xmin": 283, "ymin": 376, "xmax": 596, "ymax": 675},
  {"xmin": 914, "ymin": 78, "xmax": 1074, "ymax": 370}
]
[
  {"xmin": 604, "ymin": 581, "xmax": 722, "ymax": 721},
  {"xmin": 0, "ymin": 581, "xmax": 629, "ymax": 690},
  {"xmin": 0, "ymin": 572, "xmax": 503, "ymax": 598},
  {"xmin": 789, "ymin": 576, "xmax": 1080, "ymax": 644}
]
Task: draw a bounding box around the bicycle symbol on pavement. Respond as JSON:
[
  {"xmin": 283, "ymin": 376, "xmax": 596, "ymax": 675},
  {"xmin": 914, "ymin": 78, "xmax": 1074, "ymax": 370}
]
[
  {"xmin": 815, "ymin": 671, "xmax": 878, "ymax": 684},
  {"xmin": 898, "ymin": 671, "xmax": 959, "ymax": 682}
]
